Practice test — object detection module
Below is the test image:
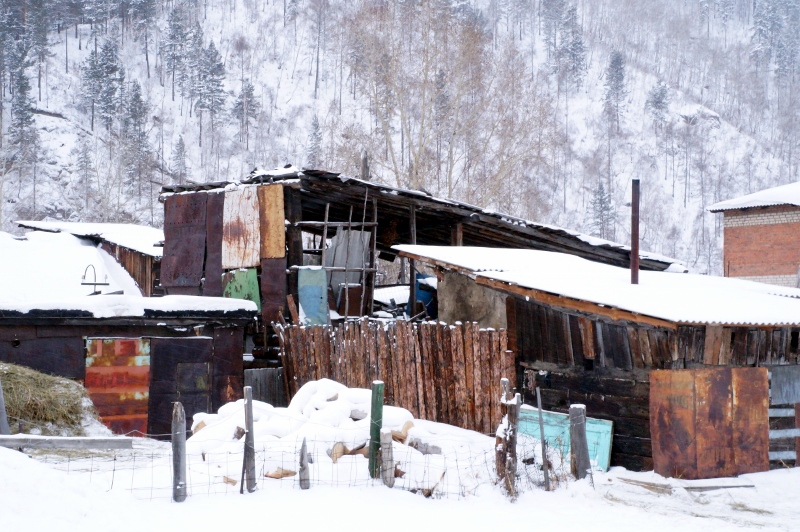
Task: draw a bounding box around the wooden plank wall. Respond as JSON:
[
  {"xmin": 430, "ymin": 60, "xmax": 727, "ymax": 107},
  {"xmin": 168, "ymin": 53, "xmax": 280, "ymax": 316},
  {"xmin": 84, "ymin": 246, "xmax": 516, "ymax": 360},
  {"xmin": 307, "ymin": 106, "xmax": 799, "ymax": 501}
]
[{"xmin": 275, "ymin": 320, "xmax": 514, "ymax": 434}]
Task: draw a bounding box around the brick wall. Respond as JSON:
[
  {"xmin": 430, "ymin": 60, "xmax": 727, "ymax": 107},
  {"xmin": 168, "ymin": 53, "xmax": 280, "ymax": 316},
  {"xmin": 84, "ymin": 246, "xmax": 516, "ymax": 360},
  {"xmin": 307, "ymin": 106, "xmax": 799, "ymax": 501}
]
[{"xmin": 723, "ymin": 205, "xmax": 800, "ymax": 286}]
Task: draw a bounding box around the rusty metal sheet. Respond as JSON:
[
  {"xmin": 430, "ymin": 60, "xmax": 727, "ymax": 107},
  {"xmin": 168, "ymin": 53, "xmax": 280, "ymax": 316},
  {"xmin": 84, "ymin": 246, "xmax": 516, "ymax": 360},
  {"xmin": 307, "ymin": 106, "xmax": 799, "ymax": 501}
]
[
  {"xmin": 650, "ymin": 370, "xmax": 697, "ymax": 479},
  {"xmin": 85, "ymin": 338, "xmax": 150, "ymax": 435},
  {"xmin": 161, "ymin": 194, "xmax": 207, "ymax": 287},
  {"xmin": 222, "ymin": 187, "xmax": 261, "ymax": 269},
  {"xmin": 222, "ymin": 268, "xmax": 261, "ymax": 312},
  {"xmin": 770, "ymin": 365, "xmax": 800, "ymax": 405},
  {"xmin": 204, "ymin": 191, "xmax": 225, "ymax": 296},
  {"xmin": 148, "ymin": 337, "xmax": 213, "ymax": 438},
  {"xmin": 695, "ymin": 368, "xmax": 735, "ymax": 478},
  {"xmin": 261, "ymin": 258, "xmax": 287, "ymax": 323},
  {"xmin": 258, "ymin": 184, "xmax": 286, "ymax": 259},
  {"xmin": 732, "ymin": 367, "xmax": 769, "ymax": 475},
  {"xmin": 212, "ymin": 327, "xmax": 244, "ymax": 411}
]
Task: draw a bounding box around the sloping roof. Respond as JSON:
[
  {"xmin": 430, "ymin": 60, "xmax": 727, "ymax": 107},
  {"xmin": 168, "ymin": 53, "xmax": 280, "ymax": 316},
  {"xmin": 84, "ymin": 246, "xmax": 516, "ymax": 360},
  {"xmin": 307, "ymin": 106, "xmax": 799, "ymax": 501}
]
[
  {"xmin": 16, "ymin": 220, "xmax": 164, "ymax": 257},
  {"xmin": 708, "ymin": 181, "xmax": 800, "ymax": 212},
  {"xmin": 394, "ymin": 245, "xmax": 800, "ymax": 327},
  {"xmin": 160, "ymin": 166, "xmax": 685, "ymax": 272},
  {"xmin": 0, "ymin": 231, "xmax": 256, "ymax": 319}
]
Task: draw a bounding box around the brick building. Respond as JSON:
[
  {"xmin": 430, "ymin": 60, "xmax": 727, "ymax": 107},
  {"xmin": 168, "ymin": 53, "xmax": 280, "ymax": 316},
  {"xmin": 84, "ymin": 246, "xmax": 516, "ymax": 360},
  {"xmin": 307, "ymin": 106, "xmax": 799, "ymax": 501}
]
[{"xmin": 709, "ymin": 182, "xmax": 800, "ymax": 287}]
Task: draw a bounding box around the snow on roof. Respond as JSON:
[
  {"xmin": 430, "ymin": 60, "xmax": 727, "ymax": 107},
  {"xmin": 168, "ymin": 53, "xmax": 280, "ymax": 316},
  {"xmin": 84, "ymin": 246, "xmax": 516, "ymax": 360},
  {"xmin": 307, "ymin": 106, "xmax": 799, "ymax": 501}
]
[
  {"xmin": 16, "ymin": 220, "xmax": 164, "ymax": 257},
  {"xmin": 708, "ymin": 181, "xmax": 800, "ymax": 212},
  {"xmin": 394, "ymin": 245, "xmax": 800, "ymax": 326},
  {"xmin": 0, "ymin": 231, "xmax": 256, "ymax": 318}
]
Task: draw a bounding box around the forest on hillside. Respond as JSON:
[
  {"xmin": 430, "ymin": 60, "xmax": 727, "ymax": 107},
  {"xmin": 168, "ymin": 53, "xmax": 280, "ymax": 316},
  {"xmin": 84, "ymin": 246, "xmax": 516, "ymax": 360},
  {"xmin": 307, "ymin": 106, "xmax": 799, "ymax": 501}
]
[{"xmin": 0, "ymin": 0, "xmax": 798, "ymax": 274}]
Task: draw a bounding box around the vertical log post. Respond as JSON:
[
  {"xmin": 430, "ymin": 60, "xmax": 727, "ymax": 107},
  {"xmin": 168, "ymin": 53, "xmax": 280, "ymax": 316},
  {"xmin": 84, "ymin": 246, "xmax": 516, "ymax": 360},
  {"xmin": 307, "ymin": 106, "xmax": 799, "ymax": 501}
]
[
  {"xmin": 368, "ymin": 380, "xmax": 385, "ymax": 479},
  {"xmin": 505, "ymin": 392, "xmax": 521, "ymax": 497},
  {"xmin": 570, "ymin": 404, "xmax": 592, "ymax": 480},
  {"xmin": 495, "ymin": 378, "xmax": 510, "ymax": 480},
  {"xmin": 171, "ymin": 402, "xmax": 187, "ymax": 502},
  {"xmin": 299, "ymin": 437, "xmax": 310, "ymax": 489},
  {"xmin": 631, "ymin": 178, "xmax": 640, "ymax": 285},
  {"xmin": 243, "ymin": 386, "xmax": 256, "ymax": 493},
  {"xmin": 536, "ymin": 386, "xmax": 550, "ymax": 491},
  {"xmin": 380, "ymin": 428, "xmax": 395, "ymax": 488},
  {"xmin": 408, "ymin": 205, "xmax": 417, "ymax": 319}
]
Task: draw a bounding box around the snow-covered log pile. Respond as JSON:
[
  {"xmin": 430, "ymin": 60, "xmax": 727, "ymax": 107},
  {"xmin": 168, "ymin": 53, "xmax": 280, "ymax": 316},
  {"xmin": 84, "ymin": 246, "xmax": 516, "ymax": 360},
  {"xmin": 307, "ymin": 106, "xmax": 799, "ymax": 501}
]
[{"xmin": 188, "ymin": 379, "xmax": 497, "ymax": 496}]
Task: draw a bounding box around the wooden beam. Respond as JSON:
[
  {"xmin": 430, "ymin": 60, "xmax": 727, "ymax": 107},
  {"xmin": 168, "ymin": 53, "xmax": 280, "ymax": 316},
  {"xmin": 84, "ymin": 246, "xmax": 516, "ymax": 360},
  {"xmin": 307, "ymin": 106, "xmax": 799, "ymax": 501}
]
[
  {"xmin": 0, "ymin": 436, "xmax": 133, "ymax": 450},
  {"xmin": 476, "ymin": 277, "xmax": 678, "ymax": 330}
]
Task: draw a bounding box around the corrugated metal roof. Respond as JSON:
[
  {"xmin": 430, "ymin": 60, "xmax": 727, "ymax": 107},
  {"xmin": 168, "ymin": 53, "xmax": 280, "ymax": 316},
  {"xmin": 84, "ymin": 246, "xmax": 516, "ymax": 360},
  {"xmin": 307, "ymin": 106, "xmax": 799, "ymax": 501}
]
[
  {"xmin": 708, "ymin": 181, "xmax": 800, "ymax": 212},
  {"xmin": 394, "ymin": 245, "xmax": 800, "ymax": 327}
]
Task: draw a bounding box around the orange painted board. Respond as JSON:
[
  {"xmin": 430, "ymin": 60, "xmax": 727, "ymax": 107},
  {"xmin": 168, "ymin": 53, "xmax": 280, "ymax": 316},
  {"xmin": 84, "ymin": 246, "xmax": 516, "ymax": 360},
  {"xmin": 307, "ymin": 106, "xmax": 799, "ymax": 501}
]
[{"xmin": 258, "ymin": 184, "xmax": 286, "ymax": 258}]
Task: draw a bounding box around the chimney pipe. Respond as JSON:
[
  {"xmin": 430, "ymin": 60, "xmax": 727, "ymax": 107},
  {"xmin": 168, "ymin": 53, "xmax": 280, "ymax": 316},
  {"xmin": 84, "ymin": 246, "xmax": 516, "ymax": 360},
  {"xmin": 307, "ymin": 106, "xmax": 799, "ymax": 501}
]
[{"xmin": 631, "ymin": 178, "xmax": 640, "ymax": 285}]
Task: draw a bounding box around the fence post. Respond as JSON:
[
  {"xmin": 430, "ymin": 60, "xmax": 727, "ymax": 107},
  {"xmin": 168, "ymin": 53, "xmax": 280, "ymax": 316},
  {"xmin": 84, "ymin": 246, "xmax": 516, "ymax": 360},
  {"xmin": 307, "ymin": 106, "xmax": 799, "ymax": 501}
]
[
  {"xmin": 536, "ymin": 386, "xmax": 550, "ymax": 491},
  {"xmin": 368, "ymin": 380, "xmax": 385, "ymax": 479},
  {"xmin": 0, "ymin": 376, "xmax": 10, "ymax": 436},
  {"xmin": 243, "ymin": 386, "xmax": 257, "ymax": 493},
  {"xmin": 505, "ymin": 392, "xmax": 521, "ymax": 496},
  {"xmin": 171, "ymin": 402, "xmax": 187, "ymax": 502},
  {"xmin": 495, "ymin": 378, "xmax": 510, "ymax": 481},
  {"xmin": 570, "ymin": 404, "xmax": 592, "ymax": 480},
  {"xmin": 299, "ymin": 437, "xmax": 310, "ymax": 489},
  {"xmin": 380, "ymin": 428, "xmax": 395, "ymax": 488}
]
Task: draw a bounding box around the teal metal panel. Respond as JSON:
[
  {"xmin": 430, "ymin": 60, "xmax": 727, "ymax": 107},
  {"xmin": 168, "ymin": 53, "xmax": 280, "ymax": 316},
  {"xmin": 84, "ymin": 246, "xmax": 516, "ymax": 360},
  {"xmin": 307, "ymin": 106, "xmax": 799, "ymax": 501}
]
[
  {"xmin": 298, "ymin": 267, "xmax": 328, "ymax": 325},
  {"xmin": 519, "ymin": 406, "xmax": 614, "ymax": 472},
  {"xmin": 222, "ymin": 268, "xmax": 261, "ymax": 312}
]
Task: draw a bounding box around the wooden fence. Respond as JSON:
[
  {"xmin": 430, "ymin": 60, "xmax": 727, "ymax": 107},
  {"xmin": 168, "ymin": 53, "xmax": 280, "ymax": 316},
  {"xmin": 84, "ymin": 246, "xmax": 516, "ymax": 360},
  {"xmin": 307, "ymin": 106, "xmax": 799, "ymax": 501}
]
[
  {"xmin": 275, "ymin": 320, "xmax": 515, "ymax": 434},
  {"xmin": 244, "ymin": 368, "xmax": 288, "ymax": 407}
]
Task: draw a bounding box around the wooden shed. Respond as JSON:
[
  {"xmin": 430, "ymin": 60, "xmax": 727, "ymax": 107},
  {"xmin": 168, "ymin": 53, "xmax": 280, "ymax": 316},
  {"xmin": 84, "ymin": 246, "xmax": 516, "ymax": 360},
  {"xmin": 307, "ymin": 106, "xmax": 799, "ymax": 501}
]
[
  {"xmin": 395, "ymin": 245, "xmax": 800, "ymax": 475},
  {"xmin": 0, "ymin": 230, "xmax": 256, "ymax": 436}
]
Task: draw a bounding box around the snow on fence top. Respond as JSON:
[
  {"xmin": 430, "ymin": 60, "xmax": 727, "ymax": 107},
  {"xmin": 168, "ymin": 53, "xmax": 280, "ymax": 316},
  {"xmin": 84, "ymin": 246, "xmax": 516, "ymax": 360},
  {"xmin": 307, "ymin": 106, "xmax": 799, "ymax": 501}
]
[
  {"xmin": 708, "ymin": 181, "xmax": 800, "ymax": 212},
  {"xmin": 394, "ymin": 245, "xmax": 800, "ymax": 327},
  {"xmin": 16, "ymin": 220, "xmax": 164, "ymax": 257},
  {"xmin": 0, "ymin": 231, "xmax": 256, "ymax": 318}
]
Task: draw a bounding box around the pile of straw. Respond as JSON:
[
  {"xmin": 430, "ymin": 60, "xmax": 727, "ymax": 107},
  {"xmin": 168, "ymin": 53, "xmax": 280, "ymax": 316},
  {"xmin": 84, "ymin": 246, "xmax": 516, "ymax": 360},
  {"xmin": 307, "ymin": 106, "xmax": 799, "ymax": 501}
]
[{"xmin": 0, "ymin": 362, "xmax": 95, "ymax": 436}]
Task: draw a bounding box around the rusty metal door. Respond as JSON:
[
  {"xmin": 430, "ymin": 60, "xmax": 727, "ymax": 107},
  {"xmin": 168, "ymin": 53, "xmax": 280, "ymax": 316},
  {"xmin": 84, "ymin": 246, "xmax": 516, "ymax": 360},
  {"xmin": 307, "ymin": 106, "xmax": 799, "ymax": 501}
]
[
  {"xmin": 147, "ymin": 337, "xmax": 213, "ymax": 438},
  {"xmin": 204, "ymin": 192, "xmax": 225, "ymax": 296},
  {"xmin": 85, "ymin": 338, "xmax": 150, "ymax": 435},
  {"xmin": 161, "ymin": 194, "xmax": 207, "ymax": 291},
  {"xmin": 650, "ymin": 367, "xmax": 769, "ymax": 479}
]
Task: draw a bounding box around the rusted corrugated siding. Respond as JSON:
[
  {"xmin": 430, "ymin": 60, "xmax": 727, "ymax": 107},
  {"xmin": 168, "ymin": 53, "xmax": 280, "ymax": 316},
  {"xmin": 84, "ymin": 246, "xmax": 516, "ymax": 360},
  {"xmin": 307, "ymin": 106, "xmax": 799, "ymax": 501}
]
[
  {"xmin": 204, "ymin": 192, "xmax": 225, "ymax": 296},
  {"xmin": 222, "ymin": 187, "xmax": 260, "ymax": 269},
  {"xmin": 161, "ymin": 194, "xmax": 207, "ymax": 290},
  {"xmin": 650, "ymin": 367, "xmax": 769, "ymax": 479},
  {"xmin": 261, "ymin": 258, "xmax": 286, "ymax": 323},
  {"xmin": 85, "ymin": 338, "xmax": 151, "ymax": 435}
]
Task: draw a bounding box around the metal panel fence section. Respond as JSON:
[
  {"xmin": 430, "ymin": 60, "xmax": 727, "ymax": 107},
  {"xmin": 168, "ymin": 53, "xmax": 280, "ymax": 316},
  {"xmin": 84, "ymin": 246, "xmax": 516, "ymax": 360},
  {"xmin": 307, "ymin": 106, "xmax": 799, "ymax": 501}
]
[
  {"xmin": 222, "ymin": 187, "xmax": 261, "ymax": 269},
  {"xmin": 275, "ymin": 320, "xmax": 515, "ymax": 434},
  {"xmin": 650, "ymin": 367, "xmax": 769, "ymax": 480},
  {"xmin": 244, "ymin": 368, "xmax": 288, "ymax": 407},
  {"xmin": 161, "ymin": 193, "xmax": 207, "ymax": 290}
]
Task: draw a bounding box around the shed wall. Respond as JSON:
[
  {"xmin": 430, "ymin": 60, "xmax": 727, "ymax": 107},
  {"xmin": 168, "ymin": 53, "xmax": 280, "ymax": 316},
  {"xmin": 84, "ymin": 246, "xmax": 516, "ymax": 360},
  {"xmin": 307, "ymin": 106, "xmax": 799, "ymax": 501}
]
[{"xmin": 439, "ymin": 271, "xmax": 507, "ymax": 330}]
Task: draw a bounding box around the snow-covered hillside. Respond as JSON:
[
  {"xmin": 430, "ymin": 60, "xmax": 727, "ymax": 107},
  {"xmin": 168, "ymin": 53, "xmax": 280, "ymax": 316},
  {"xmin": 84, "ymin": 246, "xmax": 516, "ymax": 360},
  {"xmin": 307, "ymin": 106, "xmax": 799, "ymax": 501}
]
[{"xmin": 1, "ymin": 0, "xmax": 797, "ymax": 274}]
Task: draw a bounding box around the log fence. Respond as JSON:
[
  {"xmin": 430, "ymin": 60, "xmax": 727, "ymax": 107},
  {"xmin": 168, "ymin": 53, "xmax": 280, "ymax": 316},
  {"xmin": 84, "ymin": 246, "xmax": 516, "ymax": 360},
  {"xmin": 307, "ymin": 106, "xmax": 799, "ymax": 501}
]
[{"xmin": 275, "ymin": 320, "xmax": 515, "ymax": 434}]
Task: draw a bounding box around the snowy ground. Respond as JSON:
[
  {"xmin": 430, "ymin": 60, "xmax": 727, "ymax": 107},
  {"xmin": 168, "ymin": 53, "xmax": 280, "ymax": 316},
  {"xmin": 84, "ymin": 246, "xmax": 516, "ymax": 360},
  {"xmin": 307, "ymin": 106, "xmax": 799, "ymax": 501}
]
[{"xmin": 2, "ymin": 379, "xmax": 798, "ymax": 531}]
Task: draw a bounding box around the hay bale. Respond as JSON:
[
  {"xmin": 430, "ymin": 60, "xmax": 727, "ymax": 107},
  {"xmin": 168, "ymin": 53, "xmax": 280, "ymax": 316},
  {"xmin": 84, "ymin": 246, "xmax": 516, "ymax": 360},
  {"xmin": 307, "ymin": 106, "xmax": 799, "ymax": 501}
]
[{"xmin": 0, "ymin": 362, "xmax": 99, "ymax": 436}]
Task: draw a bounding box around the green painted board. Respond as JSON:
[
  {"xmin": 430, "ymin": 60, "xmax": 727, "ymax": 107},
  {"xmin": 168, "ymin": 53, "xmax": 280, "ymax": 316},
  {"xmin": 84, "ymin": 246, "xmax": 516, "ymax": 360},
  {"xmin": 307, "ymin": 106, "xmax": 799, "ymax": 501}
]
[
  {"xmin": 222, "ymin": 268, "xmax": 261, "ymax": 312},
  {"xmin": 519, "ymin": 406, "xmax": 614, "ymax": 472}
]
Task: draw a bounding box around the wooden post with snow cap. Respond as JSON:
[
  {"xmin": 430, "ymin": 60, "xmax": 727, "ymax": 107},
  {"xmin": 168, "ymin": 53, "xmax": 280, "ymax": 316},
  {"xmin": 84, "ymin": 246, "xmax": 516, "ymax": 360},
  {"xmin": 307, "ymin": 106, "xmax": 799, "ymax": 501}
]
[
  {"xmin": 368, "ymin": 380, "xmax": 385, "ymax": 479},
  {"xmin": 570, "ymin": 404, "xmax": 592, "ymax": 480},
  {"xmin": 536, "ymin": 387, "xmax": 551, "ymax": 491},
  {"xmin": 380, "ymin": 428, "xmax": 395, "ymax": 488},
  {"xmin": 243, "ymin": 386, "xmax": 257, "ymax": 493},
  {"xmin": 171, "ymin": 402, "xmax": 187, "ymax": 502}
]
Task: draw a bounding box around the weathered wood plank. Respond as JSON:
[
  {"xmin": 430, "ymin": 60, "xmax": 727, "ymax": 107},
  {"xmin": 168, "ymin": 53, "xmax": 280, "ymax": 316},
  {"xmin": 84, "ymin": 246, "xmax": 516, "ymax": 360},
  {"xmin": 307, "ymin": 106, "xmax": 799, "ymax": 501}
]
[
  {"xmin": 0, "ymin": 436, "xmax": 133, "ymax": 450},
  {"xmin": 257, "ymin": 184, "xmax": 286, "ymax": 259}
]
